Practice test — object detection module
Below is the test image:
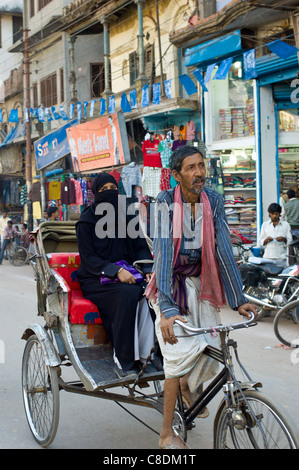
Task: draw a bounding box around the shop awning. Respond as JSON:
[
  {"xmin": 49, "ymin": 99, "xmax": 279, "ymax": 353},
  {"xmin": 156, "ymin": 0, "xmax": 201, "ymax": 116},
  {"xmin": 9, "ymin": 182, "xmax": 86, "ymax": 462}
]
[
  {"xmin": 0, "ymin": 122, "xmax": 26, "ymax": 148},
  {"xmin": 185, "ymin": 30, "xmax": 242, "ymax": 67},
  {"xmin": 256, "ymin": 52, "xmax": 299, "ymax": 85}
]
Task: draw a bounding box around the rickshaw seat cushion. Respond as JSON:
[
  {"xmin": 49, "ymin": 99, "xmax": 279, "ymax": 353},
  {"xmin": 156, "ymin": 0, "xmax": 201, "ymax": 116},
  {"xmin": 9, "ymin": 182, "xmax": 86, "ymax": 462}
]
[
  {"xmin": 47, "ymin": 252, "xmax": 81, "ymax": 290},
  {"xmin": 47, "ymin": 252, "xmax": 102, "ymax": 324},
  {"xmin": 70, "ymin": 290, "xmax": 102, "ymax": 325}
]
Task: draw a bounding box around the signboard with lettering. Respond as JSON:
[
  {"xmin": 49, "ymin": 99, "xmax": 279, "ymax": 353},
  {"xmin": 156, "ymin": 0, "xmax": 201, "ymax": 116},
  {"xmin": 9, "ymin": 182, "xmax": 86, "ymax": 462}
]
[
  {"xmin": 34, "ymin": 120, "xmax": 78, "ymax": 170},
  {"xmin": 66, "ymin": 112, "xmax": 130, "ymax": 172}
]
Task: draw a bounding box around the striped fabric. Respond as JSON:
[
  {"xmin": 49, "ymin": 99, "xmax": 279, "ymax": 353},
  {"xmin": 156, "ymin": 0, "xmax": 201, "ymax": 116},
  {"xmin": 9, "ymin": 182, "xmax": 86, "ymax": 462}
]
[{"xmin": 152, "ymin": 187, "xmax": 247, "ymax": 319}]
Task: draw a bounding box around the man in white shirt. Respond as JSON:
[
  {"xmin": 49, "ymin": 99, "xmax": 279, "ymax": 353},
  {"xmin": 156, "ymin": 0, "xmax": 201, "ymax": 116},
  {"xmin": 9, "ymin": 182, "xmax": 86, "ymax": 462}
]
[
  {"xmin": 260, "ymin": 203, "xmax": 292, "ymax": 265},
  {"xmin": 0, "ymin": 211, "xmax": 11, "ymax": 247}
]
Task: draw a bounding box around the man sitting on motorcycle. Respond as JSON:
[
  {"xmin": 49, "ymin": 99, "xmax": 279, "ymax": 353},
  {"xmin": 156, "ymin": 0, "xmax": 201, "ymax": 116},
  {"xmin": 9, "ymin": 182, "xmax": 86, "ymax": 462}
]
[{"xmin": 260, "ymin": 203, "xmax": 292, "ymax": 266}]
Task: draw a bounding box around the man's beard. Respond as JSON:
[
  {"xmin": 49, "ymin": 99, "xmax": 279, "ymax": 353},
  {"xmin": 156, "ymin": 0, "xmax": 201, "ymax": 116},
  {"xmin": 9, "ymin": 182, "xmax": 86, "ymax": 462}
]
[{"xmin": 190, "ymin": 177, "xmax": 205, "ymax": 194}]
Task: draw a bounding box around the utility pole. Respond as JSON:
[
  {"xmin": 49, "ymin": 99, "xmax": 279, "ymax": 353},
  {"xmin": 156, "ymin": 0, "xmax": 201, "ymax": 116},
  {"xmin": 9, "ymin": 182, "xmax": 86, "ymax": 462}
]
[{"xmin": 23, "ymin": 2, "xmax": 33, "ymax": 230}]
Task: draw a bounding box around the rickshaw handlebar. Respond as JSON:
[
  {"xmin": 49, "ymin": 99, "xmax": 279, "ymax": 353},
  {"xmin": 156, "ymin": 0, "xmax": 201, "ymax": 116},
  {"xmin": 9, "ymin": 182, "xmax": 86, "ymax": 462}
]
[{"xmin": 174, "ymin": 311, "xmax": 256, "ymax": 335}]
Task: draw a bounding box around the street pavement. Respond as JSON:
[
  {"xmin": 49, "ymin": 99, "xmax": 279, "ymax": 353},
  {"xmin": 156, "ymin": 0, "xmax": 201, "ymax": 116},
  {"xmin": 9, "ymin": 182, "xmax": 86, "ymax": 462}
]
[{"xmin": 0, "ymin": 260, "xmax": 298, "ymax": 450}]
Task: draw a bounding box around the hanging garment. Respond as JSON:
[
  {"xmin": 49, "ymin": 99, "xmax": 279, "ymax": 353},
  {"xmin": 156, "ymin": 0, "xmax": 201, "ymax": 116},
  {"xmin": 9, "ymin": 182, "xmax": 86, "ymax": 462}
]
[
  {"xmin": 142, "ymin": 167, "xmax": 162, "ymax": 198},
  {"xmin": 121, "ymin": 163, "xmax": 142, "ymax": 198},
  {"xmin": 79, "ymin": 178, "xmax": 88, "ymax": 204},
  {"xmin": 186, "ymin": 120, "xmax": 196, "ymax": 140},
  {"xmin": 172, "ymin": 139, "xmax": 187, "ymax": 151},
  {"xmin": 71, "ymin": 178, "xmax": 83, "ymax": 205},
  {"xmin": 158, "ymin": 139, "xmax": 173, "ymax": 168},
  {"xmin": 48, "ymin": 181, "xmax": 61, "ymax": 200},
  {"xmin": 61, "ymin": 179, "xmax": 76, "ymax": 205},
  {"xmin": 160, "ymin": 168, "xmax": 172, "ymax": 191},
  {"xmin": 142, "ymin": 139, "xmax": 162, "ymax": 168}
]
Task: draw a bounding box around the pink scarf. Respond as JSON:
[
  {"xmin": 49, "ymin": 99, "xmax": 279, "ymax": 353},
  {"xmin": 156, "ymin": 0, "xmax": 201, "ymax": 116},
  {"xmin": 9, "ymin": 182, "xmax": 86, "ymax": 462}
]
[{"xmin": 145, "ymin": 184, "xmax": 226, "ymax": 311}]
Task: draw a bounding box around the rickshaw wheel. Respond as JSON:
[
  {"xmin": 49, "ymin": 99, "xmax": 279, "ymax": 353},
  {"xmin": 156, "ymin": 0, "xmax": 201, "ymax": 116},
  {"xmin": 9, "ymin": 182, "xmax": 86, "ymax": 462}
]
[{"xmin": 22, "ymin": 334, "xmax": 60, "ymax": 447}]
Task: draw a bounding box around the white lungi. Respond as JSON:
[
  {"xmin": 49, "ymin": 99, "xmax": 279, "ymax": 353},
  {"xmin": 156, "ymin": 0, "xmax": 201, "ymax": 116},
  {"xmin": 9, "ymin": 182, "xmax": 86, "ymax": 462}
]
[{"xmin": 153, "ymin": 276, "xmax": 221, "ymax": 393}]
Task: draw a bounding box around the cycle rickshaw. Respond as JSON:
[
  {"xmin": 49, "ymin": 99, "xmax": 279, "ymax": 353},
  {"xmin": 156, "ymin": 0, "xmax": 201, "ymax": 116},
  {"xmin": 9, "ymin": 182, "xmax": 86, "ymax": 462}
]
[{"xmin": 21, "ymin": 221, "xmax": 299, "ymax": 449}]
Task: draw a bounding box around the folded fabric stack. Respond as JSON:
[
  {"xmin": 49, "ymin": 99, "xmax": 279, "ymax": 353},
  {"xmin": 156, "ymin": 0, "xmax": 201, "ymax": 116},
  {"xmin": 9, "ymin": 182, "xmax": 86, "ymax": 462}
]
[
  {"xmin": 219, "ymin": 108, "xmax": 232, "ymax": 140},
  {"xmin": 225, "ymin": 208, "xmax": 239, "ymax": 224},
  {"xmin": 245, "ymin": 196, "xmax": 256, "ymax": 204},
  {"xmin": 239, "ymin": 208, "xmax": 256, "ymax": 225},
  {"xmin": 279, "ymin": 160, "xmax": 296, "ymax": 172},
  {"xmin": 243, "ymin": 177, "xmax": 255, "ymax": 188},
  {"xmin": 281, "ymin": 172, "xmax": 298, "ymax": 192},
  {"xmin": 245, "ymin": 98, "xmax": 255, "ymax": 136},
  {"xmin": 232, "ymin": 108, "xmax": 245, "ymax": 138},
  {"xmin": 235, "ymin": 159, "xmax": 251, "ymax": 171}
]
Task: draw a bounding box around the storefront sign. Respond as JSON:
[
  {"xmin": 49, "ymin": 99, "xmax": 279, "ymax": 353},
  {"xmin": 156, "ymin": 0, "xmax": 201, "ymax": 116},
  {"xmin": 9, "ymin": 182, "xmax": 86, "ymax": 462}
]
[
  {"xmin": 66, "ymin": 112, "xmax": 130, "ymax": 172},
  {"xmin": 34, "ymin": 120, "xmax": 78, "ymax": 170}
]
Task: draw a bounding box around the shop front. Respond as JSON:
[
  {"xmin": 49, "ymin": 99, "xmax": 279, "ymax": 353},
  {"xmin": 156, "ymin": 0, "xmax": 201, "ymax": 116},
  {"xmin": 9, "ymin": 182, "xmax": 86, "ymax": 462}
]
[
  {"xmin": 189, "ymin": 34, "xmax": 258, "ymax": 244},
  {"xmin": 0, "ymin": 122, "xmax": 27, "ymax": 227},
  {"xmin": 33, "ymin": 112, "xmax": 150, "ymax": 224},
  {"xmin": 255, "ymin": 51, "xmax": 299, "ymax": 233}
]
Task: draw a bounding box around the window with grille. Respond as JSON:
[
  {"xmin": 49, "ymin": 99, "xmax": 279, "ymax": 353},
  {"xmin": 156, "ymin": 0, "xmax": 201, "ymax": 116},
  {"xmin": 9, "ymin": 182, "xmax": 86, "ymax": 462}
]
[
  {"xmin": 12, "ymin": 16, "xmax": 22, "ymax": 44},
  {"xmin": 90, "ymin": 63, "xmax": 104, "ymax": 97},
  {"xmin": 30, "ymin": 0, "xmax": 35, "ymax": 17},
  {"xmin": 38, "ymin": 0, "xmax": 53, "ymax": 11},
  {"xmin": 60, "ymin": 68, "xmax": 64, "ymax": 103},
  {"xmin": 40, "ymin": 72, "xmax": 57, "ymax": 107},
  {"xmin": 129, "ymin": 51, "xmax": 139, "ymax": 86},
  {"xmin": 129, "ymin": 45, "xmax": 155, "ymax": 87},
  {"xmin": 32, "ymin": 82, "xmax": 38, "ymax": 108}
]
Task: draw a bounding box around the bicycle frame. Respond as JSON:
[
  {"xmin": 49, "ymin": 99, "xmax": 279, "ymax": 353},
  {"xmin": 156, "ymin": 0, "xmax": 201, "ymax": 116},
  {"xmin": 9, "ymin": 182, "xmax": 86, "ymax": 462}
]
[{"xmin": 177, "ymin": 325, "xmax": 260, "ymax": 429}]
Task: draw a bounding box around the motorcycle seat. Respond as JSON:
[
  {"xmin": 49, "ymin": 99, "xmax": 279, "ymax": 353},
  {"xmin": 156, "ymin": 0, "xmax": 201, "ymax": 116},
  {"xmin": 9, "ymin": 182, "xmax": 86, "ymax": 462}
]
[{"xmin": 258, "ymin": 263, "xmax": 283, "ymax": 275}]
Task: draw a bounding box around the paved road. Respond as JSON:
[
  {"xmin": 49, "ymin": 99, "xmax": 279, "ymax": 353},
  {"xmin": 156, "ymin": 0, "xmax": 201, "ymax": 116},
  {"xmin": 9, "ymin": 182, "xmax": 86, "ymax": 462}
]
[{"xmin": 0, "ymin": 261, "xmax": 298, "ymax": 449}]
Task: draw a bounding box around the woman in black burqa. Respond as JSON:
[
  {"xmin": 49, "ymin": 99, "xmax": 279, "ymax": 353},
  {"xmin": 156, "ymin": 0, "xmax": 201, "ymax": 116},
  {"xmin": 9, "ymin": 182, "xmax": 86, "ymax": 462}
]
[{"xmin": 76, "ymin": 173, "xmax": 154, "ymax": 378}]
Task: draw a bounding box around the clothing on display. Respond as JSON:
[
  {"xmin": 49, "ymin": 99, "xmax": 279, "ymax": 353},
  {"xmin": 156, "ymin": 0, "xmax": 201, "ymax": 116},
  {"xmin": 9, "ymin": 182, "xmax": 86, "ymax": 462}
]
[
  {"xmin": 158, "ymin": 138, "xmax": 173, "ymax": 168},
  {"xmin": 48, "ymin": 181, "xmax": 61, "ymax": 200},
  {"xmin": 142, "ymin": 137, "xmax": 162, "ymax": 168},
  {"xmin": 121, "ymin": 163, "xmax": 142, "ymax": 198},
  {"xmin": 142, "ymin": 167, "xmax": 162, "ymax": 199}
]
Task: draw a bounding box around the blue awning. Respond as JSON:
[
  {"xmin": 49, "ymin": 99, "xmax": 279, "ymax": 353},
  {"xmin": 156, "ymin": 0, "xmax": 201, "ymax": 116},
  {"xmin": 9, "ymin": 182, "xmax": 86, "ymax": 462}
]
[
  {"xmin": 0, "ymin": 121, "xmax": 26, "ymax": 148},
  {"xmin": 185, "ymin": 30, "xmax": 242, "ymax": 67}
]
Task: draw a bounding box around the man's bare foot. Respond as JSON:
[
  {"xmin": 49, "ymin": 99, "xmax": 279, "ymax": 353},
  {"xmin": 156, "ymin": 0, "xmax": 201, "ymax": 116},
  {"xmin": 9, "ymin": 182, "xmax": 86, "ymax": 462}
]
[{"xmin": 159, "ymin": 433, "xmax": 190, "ymax": 449}]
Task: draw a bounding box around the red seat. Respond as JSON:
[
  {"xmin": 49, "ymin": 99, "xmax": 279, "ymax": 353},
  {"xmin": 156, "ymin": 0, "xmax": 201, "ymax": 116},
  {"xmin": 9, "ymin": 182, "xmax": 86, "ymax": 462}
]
[{"xmin": 48, "ymin": 252, "xmax": 102, "ymax": 325}]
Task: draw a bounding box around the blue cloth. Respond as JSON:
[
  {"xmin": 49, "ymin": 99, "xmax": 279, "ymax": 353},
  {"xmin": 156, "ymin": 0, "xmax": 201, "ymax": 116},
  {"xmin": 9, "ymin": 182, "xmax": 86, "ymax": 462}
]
[
  {"xmin": 164, "ymin": 79, "xmax": 172, "ymax": 99},
  {"xmin": 179, "ymin": 74, "xmax": 197, "ymax": 95},
  {"xmin": 121, "ymin": 93, "xmax": 132, "ymax": 113},
  {"xmin": 267, "ymin": 39, "xmax": 298, "ymax": 59},
  {"xmin": 213, "ymin": 57, "xmax": 233, "ymax": 80},
  {"xmin": 141, "ymin": 84, "xmax": 149, "ymax": 107},
  {"xmin": 153, "ymin": 187, "xmax": 247, "ymax": 318},
  {"xmin": 193, "ymin": 69, "xmax": 208, "ymax": 92},
  {"xmin": 152, "ymin": 83, "xmax": 161, "ymax": 105},
  {"xmin": 243, "ymin": 49, "xmax": 257, "ymax": 79}
]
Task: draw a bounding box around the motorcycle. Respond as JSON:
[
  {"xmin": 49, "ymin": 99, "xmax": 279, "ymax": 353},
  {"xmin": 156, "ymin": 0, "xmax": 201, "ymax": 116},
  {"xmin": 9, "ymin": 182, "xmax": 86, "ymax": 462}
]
[{"xmin": 235, "ymin": 240, "xmax": 299, "ymax": 321}]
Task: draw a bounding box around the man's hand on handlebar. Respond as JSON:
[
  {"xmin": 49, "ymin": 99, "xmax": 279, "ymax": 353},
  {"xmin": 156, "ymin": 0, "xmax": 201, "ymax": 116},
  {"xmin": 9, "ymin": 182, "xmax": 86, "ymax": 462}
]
[
  {"xmin": 160, "ymin": 313, "xmax": 187, "ymax": 345},
  {"xmin": 238, "ymin": 303, "xmax": 258, "ymax": 319}
]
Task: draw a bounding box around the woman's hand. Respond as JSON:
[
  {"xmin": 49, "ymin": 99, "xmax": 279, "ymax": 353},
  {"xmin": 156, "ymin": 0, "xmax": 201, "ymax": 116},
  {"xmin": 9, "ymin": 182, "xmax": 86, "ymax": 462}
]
[
  {"xmin": 117, "ymin": 268, "xmax": 136, "ymax": 284},
  {"xmin": 144, "ymin": 273, "xmax": 152, "ymax": 283}
]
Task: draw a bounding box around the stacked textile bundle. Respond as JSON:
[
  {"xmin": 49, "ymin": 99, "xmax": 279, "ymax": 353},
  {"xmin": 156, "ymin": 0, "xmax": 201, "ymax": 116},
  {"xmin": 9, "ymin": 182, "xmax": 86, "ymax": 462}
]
[
  {"xmin": 232, "ymin": 108, "xmax": 245, "ymax": 138},
  {"xmin": 219, "ymin": 108, "xmax": 232, "ymax": 140}
]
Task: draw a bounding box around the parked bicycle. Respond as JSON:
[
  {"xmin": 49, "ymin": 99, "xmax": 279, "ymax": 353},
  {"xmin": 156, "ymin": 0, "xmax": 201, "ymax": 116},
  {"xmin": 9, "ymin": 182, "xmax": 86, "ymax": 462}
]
[{"xmin": 7, "ymin": 238, "xmax": 29, "ymax": 266}]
